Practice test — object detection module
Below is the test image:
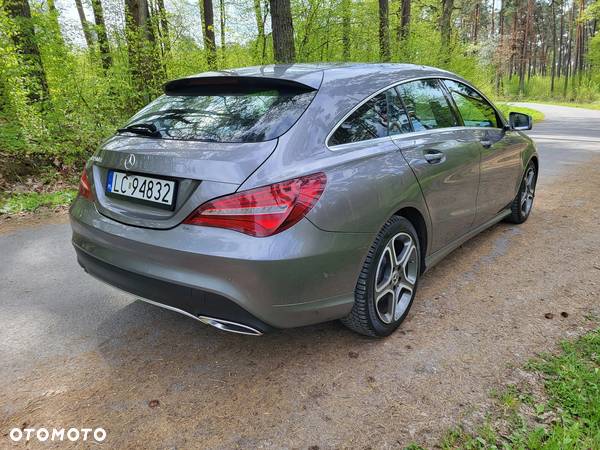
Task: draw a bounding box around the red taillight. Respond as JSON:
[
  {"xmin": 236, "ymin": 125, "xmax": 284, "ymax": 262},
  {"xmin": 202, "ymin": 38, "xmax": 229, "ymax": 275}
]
[
  {"xmin": 183, "ymin": 172, "xmax": 327, "ymax": 237},
  {"xmin": 79, "ymin": 168, "xmax": 92, "ymax": 200}
]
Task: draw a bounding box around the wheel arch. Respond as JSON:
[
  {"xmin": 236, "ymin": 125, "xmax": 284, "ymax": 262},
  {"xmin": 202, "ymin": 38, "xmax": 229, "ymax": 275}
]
[
  {"xmin": 393, "ymin": 206, "xmax": 428, "ymax": 274},
  {"xmin": 529, "ymin": 154, "xmax": 539, "ymax": 175}
]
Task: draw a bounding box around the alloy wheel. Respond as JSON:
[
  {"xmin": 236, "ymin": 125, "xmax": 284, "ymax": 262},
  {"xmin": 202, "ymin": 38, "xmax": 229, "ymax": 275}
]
[
  {"xmin": 374, "ymin": 233, "xmax": 418, "ymax": 324},
  {"xmin": 521, "ymin": 166, "xmax": 536, "ymax": 215}
]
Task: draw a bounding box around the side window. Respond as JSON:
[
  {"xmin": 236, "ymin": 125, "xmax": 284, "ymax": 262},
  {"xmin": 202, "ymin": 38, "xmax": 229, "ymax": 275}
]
[
  {"xmin": 443, "ymin": 79, "xmax": 499, "ymax": 128},
  {"xmin": 397, "ymin": 79, "xmax": 458, "ymax": 131},
  {"xmin": 387, "ymin": 87, "xmax": 412, "ymax": 136},
  {"xmin": 328, "ymin": 93, "xmax": 387, "ymax": 146},
  {"xmin": 329, "ymin": 88, "xmax": 410, "ymax": 146}
]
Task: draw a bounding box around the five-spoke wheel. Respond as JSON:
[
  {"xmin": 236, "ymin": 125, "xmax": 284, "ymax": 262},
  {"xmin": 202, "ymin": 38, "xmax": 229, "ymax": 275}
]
[
  {"xmin": 520, "ymin": 166, "xmax": 536, "ymax": 216},
  {"xmin": 508, "ymin": 160, "xmax": 537, "ymax": 224},
  {"xmin": 342, "ymin": 216, "xmax": 421, "ymax": 337},
  {"xmin": 374, "ymin": 233, "xmax": 418, "ymax": 324}
]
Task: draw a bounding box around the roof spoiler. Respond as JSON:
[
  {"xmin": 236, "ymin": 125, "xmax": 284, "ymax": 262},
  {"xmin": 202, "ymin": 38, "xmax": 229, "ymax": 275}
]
[{"xmin": 163, "ymin": 76, "xmax": 317, "ymax": 96}]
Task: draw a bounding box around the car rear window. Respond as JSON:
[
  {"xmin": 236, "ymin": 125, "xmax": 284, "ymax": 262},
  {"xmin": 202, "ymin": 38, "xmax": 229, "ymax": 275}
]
[{"xmin": 121, "ymin": 86, "xmax": 316, "ymax": 143}]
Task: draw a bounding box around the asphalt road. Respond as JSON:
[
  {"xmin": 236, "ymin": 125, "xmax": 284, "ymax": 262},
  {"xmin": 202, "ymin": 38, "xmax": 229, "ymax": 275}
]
[
  {"xmin": 1, "ymin": 103, "xmax": 599, "ymax": 448},
  {"xmin": 512, "ymin": 102, "xmax": 600, "ymax": 175}
]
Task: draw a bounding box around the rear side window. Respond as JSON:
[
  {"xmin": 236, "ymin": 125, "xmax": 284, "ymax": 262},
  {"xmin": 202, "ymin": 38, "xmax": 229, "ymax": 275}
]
[
  {"xmin": 443, "ymin": 79, "xmax": 499, "ymax": 128},
  {"xmin": 328, "ymin": 88, "xmax": 410, "ymax": 146},
  {"xmin": 397, "ymin": 79, "xmax": 458, "ymax": 131},
  {"xmin": 122, "ymin": 88, "xmax": 316, "ymax": 143}
]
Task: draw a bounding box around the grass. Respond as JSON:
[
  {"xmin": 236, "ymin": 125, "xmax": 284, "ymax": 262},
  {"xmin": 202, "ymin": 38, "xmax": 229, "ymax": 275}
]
[
  {"xmin": 497, "ymin": 103, "xmax": 545, "ymax": 123},
  {"xmin": 411, "ymin": 329, "xmax": 600, "ymax": 450},
  {"xmin": 0, "ymin": 190, "xmax": 77, "ymax": 215}
]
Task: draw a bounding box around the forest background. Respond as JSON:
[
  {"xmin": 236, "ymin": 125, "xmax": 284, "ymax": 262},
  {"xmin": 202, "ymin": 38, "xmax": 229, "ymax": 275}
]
[{"xmin": 1, "ymin": 0, "xmax": 599, "ymax": 212}]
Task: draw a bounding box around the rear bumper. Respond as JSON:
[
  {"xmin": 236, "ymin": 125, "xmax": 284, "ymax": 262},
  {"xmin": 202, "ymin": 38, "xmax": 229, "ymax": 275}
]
[
  {"xmin": 75, "ymin": 247, "xmax": 273, "ymax": 333},
  {"xmin": 70, "ymin": 197, "xmax": 373, "ymax": 329}
]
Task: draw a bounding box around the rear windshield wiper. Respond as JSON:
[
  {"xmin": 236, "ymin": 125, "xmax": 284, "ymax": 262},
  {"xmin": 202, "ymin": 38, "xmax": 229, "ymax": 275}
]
[{"xmin": 117, "ymin": 123, "xmax": 162, "ymax": 138}]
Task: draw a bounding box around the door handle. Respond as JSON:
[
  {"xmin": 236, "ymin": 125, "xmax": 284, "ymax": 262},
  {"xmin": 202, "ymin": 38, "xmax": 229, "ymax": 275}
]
[{"xmin": 424, "ymin": 150, "xmax": 445, "ymax": 164}]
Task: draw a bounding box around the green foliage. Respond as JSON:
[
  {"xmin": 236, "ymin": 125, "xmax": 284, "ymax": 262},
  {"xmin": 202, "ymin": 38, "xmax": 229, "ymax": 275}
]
[
  {"xmin": 589, "ymin": 34, "xmax": 600, "ymax": 85},
  {"xmin": 496, "ymin": 104, "xmax": 545, "ymax": 123},
  {"xmin": 0, "ymin": 0, "xmax": 598, "ymax": 191},
  {"xmin": 0, "ymin": 189, "xmax": 76, "ymax": 214},
  {"xmin": 500, "ymin": 74, "xmax": 600, "ymax": 103}
]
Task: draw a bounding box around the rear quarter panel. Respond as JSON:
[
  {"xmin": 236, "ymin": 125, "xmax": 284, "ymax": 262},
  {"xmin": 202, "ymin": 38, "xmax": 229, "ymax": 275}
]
[
  {"xmin": 305, "ymin": 141, "xmax": 430, "ymax": 235},
  {"xmin": 242, "ymin": 133, "xmax": 431, "ymax": 252}
]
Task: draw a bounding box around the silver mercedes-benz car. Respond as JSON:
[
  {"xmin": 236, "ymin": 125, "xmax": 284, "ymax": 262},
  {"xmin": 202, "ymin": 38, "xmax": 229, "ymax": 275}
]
[{"xmin": 70, "ymin": 63, "xmax": 538, "ymax": 337}]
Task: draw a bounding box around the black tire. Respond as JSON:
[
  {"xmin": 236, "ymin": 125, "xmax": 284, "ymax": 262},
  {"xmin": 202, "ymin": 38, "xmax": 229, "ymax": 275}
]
[
  {"xmin": 506, "ymin": 161, "xmax": 537, "ymax": 224},
  {"xmin": 341, "ymin": 216, "xmax": 421, "ymax": 337}
]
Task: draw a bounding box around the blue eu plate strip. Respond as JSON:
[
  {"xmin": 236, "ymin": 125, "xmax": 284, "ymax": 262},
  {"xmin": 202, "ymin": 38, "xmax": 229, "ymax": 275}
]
[{"xmin": 107, "ymin": 170, "xmax": 114, "ymax": 191}]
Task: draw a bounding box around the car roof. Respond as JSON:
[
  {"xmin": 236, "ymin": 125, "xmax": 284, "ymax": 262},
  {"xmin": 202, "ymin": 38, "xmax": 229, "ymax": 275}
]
[{"xmin": 166, "ymin": 63, "xmax": 464, "ymax": 91}]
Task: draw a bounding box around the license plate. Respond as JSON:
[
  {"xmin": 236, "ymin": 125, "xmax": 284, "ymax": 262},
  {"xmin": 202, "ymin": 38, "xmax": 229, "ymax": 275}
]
[{"xmin": 106, "ymin": 170, "xmax": 177, "ymax": 209}]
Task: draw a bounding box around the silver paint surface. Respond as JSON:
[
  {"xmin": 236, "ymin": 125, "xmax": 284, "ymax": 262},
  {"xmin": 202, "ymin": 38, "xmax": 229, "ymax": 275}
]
[{"xmin": 70, "ymin": 63, "xmax": 538, "ymax": 328}]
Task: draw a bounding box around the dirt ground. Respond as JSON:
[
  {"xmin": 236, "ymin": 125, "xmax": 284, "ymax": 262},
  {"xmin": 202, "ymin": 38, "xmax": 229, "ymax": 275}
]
[
  {"xmin": 2, "ymin": 155, "xmax": 599, "ymax": 449},
  {"xmin": 0, "ymin": 209, "xmax": 69, "ymax": 235}
]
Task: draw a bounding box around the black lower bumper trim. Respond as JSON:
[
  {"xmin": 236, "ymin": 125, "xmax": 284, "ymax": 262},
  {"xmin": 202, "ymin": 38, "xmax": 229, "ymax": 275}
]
[{"xmin": 75, "ymin": 247, "xmax": 273, "ymax": 333}]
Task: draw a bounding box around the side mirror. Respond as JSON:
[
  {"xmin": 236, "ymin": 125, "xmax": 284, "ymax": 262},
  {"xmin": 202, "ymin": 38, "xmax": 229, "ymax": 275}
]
[{"xmin": 509, "ymin": 112, "xmax": 532, "ymax": 131}]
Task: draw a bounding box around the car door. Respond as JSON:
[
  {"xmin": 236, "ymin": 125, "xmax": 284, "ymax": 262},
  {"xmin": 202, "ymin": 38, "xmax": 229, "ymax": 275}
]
[
  {"xmin": 394, "ymin": 79, "xmax": 481, "ymax": 253},
  {"xmin": 442, "ymin": 79, "xmax": 524, "ymax": 227}
]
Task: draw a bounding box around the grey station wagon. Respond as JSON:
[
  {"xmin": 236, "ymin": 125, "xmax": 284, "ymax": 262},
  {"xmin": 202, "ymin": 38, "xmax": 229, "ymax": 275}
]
[{"xmin": 70, "ymin": 63, "xmax": 538, "ymax": 337}]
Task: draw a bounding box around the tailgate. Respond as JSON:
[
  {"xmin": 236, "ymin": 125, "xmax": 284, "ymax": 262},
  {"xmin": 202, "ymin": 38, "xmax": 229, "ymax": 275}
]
[{"xmin": 91, "ymin": 136, "xmax": 277, "ymax": 229}]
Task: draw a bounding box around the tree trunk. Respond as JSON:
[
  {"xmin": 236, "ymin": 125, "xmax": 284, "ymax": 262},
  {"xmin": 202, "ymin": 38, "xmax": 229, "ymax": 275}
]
[
  {"xmin": 47, "ymin": 0, "xmax": 65, "ymax": 46},
  {"xmin": 201, "ymin": 0, "xmax": 217, "ymax": 69},
  {"xmin": 269, "ymin": 0, "xmax": 295, "ymax": 64},
  {"xmin": 156, "ymin": 0, "xmax": 170, "ymax": 55},
  {"xmin": 342, "ymin": 0, "xmax": 351, "ymax": 60},
  {"xmin": 252, "ymin": 0, "xmax": 266, "ymax": 62},
  {"xmin": 378, "ymin": 0, "xmax": 390, "ymax": 61},
  {"xmin": 563, "ymin": 2, "xmax": 573, "ymax": 98},
  {"xmin": 74, "ymin": 0, "xmax": 94, "ymax": 49},
  {"xmin": 518, "ymin": 0, "xmax": 534, "ymax": 96},
  {"xmin": 490, "ymin": 0, "xmax": 495, "ymax": 37},
  {"xmin": 574, "ymin": 0, "xmax": 584, "ymax": 86},
  {"xmin": 219, "ymin": 0, "xmax": 225, "ymax": 64},
  {"xmin": 396, "ymin": 0, "xmax": 410, "ymax": 42},
  {"xmin": 90, "ymin": 0, "xmax": 112, "ymax": 70},
  {"xmin": 125, "ymin": 0, "xmax": 162, "ymax": 101},
  {"xmin": 473, "ymin": 1, "xmax": 480, "ymax": 42},
  {"xmin": 558, "ymin": 2, "xmax": 564, "ymax": 78},
  {"xmin": 397, "ymin": 0, "xmax": 411, "ymax": 42},
  {"xmin": 4, "ymin": 0, "xmax": 49, "ymax": 102},
  {"xmin": 499, "ymin": 0, "xmax": 504, "ymax": 37},
  {"xmin": 440, "ymin": 0, "xmax": 454, "ymax": 51},
  {"xmin": 495, "ymin": 0, "xmax": 504, "ymax": 94},
  {"xmin": 509, "ymin": 11, "xmax": 517, "ymax": 79},
  {"xmin": 550, "ymin": 0, "xmax": 557, "ymax": 93}
]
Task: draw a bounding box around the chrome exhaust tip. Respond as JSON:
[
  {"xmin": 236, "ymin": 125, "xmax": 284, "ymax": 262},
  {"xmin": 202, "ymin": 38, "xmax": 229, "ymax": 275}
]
[
  {"xmin": 198, "ymin": 316, "xmax": 263, "ymax": 336},
  {"xmin": 137, "ymin": 298, "xmax": 263, "ymax": 336}
]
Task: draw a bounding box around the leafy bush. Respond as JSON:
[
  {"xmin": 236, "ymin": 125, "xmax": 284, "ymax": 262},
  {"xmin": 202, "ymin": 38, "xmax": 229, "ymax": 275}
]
[{"xmin": 0, "ymin": 190, "xmax": 76, "ymax": 214}]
